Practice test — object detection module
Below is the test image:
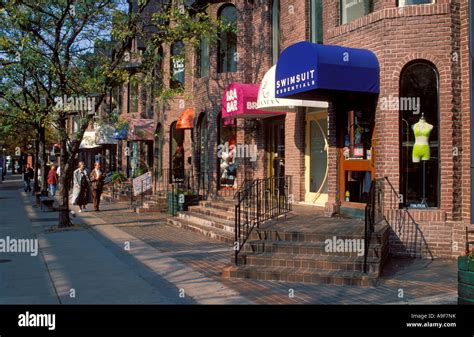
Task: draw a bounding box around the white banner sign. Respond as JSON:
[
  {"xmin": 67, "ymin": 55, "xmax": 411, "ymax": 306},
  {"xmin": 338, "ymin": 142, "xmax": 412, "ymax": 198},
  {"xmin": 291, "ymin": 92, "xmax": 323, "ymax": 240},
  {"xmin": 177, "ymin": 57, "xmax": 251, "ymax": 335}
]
[{"xmin": 132, "ymin": 171, "xmax": 152, "ymax": 196}]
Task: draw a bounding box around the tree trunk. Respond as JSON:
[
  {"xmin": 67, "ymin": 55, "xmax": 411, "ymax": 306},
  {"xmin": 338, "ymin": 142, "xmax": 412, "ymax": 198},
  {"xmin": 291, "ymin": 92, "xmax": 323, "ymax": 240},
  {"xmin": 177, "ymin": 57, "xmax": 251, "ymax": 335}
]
[
  {"xmin": 32, "ymin": 138, "xmax": 40, "ymax": 195},
  {"xmin": 58, "ymin": 120, "xmax": 73, "ymax": 228},
  {"xmin": 38, "ymin": 127, "xmax": 48, "ymax": 193}
]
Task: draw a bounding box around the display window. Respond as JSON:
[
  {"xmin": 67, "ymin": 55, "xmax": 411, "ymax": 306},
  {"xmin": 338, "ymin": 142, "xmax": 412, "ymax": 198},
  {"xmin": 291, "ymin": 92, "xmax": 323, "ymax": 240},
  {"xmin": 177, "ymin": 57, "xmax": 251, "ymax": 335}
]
[{"xmin": 400, "ymin": 61, "xmax": 439, "ymax": 208}]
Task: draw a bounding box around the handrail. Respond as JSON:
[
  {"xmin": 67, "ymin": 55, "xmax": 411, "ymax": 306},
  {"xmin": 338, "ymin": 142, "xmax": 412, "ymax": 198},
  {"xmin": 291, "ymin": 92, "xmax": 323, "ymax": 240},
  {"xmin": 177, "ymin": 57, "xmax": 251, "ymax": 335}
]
[
  {"xmin": 234, "ymin": 175, "xmax": 292, "ymax": 265},
  {"xmin": 364, "ymin": 178, "xmax": 384, "ymax": 273},
  {"xmin": 380, "ymin": 176, "xmax": 433, "ymax": 259}
]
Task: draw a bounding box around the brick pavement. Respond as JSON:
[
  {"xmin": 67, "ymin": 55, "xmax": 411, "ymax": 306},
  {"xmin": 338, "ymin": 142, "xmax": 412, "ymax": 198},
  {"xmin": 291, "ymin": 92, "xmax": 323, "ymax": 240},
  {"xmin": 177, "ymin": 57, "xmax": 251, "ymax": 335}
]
[{"xmin": 92, "ymin": 201, "xmax": 458, "ymax": 305}]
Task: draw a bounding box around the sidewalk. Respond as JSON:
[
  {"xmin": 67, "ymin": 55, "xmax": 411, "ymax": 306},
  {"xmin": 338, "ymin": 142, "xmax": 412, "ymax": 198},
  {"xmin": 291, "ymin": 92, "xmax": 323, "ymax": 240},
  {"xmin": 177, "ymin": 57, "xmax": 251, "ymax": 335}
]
[
  {"xmin": 0, "ymin": 175, "xmax": 58, "ymax": 304},
  {"xmin": 90, "ymin": 198, "xmax": 459, "ymax": 305},
  {"xmin": 0, "ymin": 176, "xmax": 251, "ymax": 304}
]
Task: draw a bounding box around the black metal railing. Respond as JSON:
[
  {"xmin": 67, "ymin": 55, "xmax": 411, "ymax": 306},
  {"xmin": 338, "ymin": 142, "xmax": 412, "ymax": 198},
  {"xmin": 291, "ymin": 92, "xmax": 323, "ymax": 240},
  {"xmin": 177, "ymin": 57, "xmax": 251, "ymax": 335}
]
[
  {"xmin": 364, "ymin": 178, "xmax": 385, "ymax": 273},
  {"xmin": 382, "ymin": 176, "xmax": 433, "ymax": 259},
  {"xmin": 234, "ymin": 175, "xmax": 292, "ymax": 265}
]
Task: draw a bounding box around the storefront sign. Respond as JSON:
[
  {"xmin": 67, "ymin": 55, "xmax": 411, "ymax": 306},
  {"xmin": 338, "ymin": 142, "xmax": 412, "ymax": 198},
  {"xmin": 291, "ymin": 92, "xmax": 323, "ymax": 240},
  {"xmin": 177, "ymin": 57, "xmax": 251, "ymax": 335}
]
[
  {"xmin": 222, "ymin": 83, "xmax": 272, "ymax": 119},
  {"xmin": 275, "ymin": 42, "xmax": 380, "ymax": 99},
  {"xmin": 257, "ymin": 65, "xmax": 327, "ymax": 112},
  {"xmin": 132, "ymin": 171, "xmax": 152, "ymax": 196}
]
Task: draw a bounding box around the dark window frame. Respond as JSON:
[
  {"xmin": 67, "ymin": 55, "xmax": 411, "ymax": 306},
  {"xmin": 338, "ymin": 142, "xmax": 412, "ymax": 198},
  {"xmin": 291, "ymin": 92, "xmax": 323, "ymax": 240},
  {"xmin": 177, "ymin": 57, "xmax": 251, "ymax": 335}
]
[{"xmin": 217, "ymin": 4, "xmax": 238, "ymax": 74}]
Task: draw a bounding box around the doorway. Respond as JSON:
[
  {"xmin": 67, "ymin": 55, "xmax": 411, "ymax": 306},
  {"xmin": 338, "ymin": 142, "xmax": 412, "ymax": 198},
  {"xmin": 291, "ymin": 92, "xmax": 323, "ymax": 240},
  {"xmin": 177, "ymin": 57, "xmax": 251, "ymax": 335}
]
[
  {"xmin": 305, "ymin": 111, "xmax": 328, "ymax": 206},
  {"xmin": 266, "ymin": 117, "xmax": 285, "ymax": 179}
]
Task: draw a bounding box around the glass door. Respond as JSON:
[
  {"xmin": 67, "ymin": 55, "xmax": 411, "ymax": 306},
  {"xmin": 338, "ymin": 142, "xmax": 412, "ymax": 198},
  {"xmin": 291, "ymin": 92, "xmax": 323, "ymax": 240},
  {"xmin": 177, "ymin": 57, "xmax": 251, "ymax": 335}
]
[{"xmin": 305, "ymin": 111, "xmax": 328, "ymax": 206}]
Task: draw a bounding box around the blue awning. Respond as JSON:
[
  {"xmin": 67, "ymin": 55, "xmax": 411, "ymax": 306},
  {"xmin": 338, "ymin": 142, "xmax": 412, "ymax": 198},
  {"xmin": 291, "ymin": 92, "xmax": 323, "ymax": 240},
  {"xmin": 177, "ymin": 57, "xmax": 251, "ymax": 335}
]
[{"xmin": 275, "ymin": 42, "xmax": 380, "ymax": 100}]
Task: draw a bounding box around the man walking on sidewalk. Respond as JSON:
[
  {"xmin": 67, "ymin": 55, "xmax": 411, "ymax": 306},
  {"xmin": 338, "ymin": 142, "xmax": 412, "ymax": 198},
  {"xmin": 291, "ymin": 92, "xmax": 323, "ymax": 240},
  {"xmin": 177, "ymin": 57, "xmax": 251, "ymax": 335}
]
[
  {"xmin": 23, "ymin": 164, "xmax": 34, "ymax": 192},
  {"xmin": 90, "ymin": 162, "xmax": 104, "ymax": 212}
]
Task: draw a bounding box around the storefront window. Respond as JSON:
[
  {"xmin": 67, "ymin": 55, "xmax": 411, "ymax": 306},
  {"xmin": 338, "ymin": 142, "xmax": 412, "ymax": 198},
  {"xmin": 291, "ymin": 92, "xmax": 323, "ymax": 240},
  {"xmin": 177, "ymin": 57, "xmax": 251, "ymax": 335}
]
[
  {"xmin": 217, "ymin": 113, "xmax": 237, "ymax": 188},
  {"xmin": 272, "ymin": 0, "xmax": 280, "ymax": 63},
  {"xmin": 339, "ymin": 109, "xmax": 374, "ymax": 204},
  {"xmin": 309, "ymin": 0, "xmax": 323, "ymax": 44},
  {"xmin": 170, "ymin": 42, "xmax": 185, "ymax": 89},
  {"xmin": 196, "ymin": 37, "xmax": 209, "ymax": 78},
  {"xmin": 340, "ymin": 0, "xmax": 372, "ymax": 25},
  {"xmin": 400, "ymin": 61, "xmax": 439, "ymax": 208},
  {"xmin": 398, "ymin": 0, "xmax": 434, "ymax": 6},
  {"xmin": 218, "ymin": 5, "xmax": 237, "ymax": 73},
  {"xmin": 170, "ymin": 122, "xmax": 185, "ymax": 182}
]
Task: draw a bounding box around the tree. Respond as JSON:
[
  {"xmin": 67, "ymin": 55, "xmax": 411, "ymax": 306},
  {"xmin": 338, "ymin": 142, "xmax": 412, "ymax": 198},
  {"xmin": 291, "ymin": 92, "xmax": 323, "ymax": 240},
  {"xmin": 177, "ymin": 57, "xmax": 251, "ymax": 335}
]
[{"xmin": 0, "ymin": 0, "xmax": 235, "ymax": 227}]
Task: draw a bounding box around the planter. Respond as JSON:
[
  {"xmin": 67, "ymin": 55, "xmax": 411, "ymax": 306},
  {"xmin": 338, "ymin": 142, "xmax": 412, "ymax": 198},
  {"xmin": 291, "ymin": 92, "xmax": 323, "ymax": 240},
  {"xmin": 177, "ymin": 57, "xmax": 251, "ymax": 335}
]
[
  {"xmin": 167, "ymin": 192, "xmax": 201, "ymax": 215},
  {"xmin": 458, "ymin": 255, "xmax": 474, "ymax": 305},
  {"xmin": 167, "ymin": 192, "xmax": 178, "ymax": 216}
]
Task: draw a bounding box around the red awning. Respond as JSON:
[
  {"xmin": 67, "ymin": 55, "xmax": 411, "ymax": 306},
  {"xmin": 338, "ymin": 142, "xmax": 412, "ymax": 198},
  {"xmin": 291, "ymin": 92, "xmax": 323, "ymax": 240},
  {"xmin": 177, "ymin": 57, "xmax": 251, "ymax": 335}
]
[
  {"xmin": 129, "ymin": 118, "xmax": 155, "ymax": 141},
  {"xmin": 176, "ymin": 108, "xmax": 195, "ymax": 129},
  {"xmin": 222, "ymin": 83, "xmax": 285, "ymax": 119}
]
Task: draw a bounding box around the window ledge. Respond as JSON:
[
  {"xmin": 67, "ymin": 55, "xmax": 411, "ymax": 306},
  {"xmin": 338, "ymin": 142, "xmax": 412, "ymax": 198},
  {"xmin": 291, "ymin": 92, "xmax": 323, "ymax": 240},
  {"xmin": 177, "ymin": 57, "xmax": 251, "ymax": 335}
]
[
  {"xmin": 328, "ymin": 3, "xmax": 450, "ymax": 39},
  {"xmin": 385, "ymin": 208, "xmax": 446, "ymax": 222}
]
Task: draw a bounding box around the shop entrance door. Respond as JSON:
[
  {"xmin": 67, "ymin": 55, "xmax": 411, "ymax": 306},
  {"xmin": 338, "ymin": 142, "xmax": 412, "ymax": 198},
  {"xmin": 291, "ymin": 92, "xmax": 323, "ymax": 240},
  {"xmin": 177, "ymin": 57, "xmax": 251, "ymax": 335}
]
[
  {"xmin": 267, "ymin": 118, "xmax": 285, "ymax": 180},
  {"xmin": 305, "ymin": 111, "xmax": 328, "ymax": 206}
]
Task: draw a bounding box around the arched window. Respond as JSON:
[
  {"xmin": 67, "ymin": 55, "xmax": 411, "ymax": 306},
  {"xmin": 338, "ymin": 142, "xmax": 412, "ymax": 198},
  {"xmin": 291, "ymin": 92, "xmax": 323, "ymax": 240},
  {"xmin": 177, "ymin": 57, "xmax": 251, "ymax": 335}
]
[
  {"xmin": 400, "ymin": 61, "xmax": 439, "ymax": 208},
  {"xmin": 170, "ymin": 42, "xmax": 185, "ymax": 89},
  {"xmin": 154, "ymin": 123, "xmax": 163, "ymax": 174},
  {"xmin": 218, "ymin": 5, "xmax": 237, "ymax": 73},
  {"xmin": 271, "ymin": 0, "xmax": 280, "ymax": 63},
  {"xmin": 170, "ymin": 122, "xmax": 185, "ymax": 182},
  {"xmin": 195, "ymin": 113, "xmax": 209, "ymax": 187}
]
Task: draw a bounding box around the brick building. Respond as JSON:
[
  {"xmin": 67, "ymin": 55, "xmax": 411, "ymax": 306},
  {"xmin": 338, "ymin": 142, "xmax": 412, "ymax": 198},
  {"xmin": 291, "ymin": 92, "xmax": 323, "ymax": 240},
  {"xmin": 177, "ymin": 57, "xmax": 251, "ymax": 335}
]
[{"xmin": 110, "ymin": 0, "xmax": 471, "ymax": 259}]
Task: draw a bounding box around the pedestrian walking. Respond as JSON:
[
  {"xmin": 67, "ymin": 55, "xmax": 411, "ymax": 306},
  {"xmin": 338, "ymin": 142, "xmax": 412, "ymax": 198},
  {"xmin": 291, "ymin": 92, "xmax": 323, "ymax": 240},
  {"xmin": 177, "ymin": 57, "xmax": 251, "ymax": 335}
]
[
  {"xmin": 90, "ymin": 162, "xmax": 105, "ymax": 212},
  {"xmin": 47, "ymin": 165, "xmax": 58, "ymax": 197},
  {"xmin": 22, "ymin": 164, "xmax": 32, "ymax": 192},
  {"xmin": 72, "ymin": 161, "xmax": 91, "ymax": 212}
]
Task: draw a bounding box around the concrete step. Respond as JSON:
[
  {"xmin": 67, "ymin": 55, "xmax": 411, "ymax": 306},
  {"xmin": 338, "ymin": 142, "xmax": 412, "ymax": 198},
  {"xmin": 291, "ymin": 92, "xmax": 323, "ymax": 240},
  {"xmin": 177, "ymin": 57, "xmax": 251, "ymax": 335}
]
[
  {"xmin": 235, "ymin": 252, "xmax": 381, "ymax": 274},
  {"xmin": 142, "ymin": 199, "xmax": 167, "ymax": 207},
  {"xmin": 145, "ymin": 194, "xmax": 168, "ymax": 202},
  {"xmin": 167, "ymin": 217, "xmax": 234, "ymax": 244},
  {"xmin": 176, "ymin": 211, "xmax": 235, "ymax": 233},
  {"xmin": 200, "ymin": 200, "xmax": 235, "ymax": 213},
  {"xmin": 187, "ymin": 205, "xmax": 235, "ymax": 221},
  {"xmin": 243, "ymin": 240, "xmax": 386, "ymax": 259},
  {"xmin": 222, "ymin": 265, "xmax": 378, "ymax": 286},
  {"xmin": 251, "ymin": 227, "xmax": 388, "ymax": 245}
]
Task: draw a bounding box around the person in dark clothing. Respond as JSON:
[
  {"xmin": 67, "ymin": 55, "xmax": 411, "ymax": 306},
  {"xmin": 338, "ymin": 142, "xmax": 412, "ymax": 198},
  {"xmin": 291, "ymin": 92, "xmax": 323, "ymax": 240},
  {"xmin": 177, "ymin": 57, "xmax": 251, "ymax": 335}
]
[
  {"xmin": 72, "ymin": 161, "xmax": 91, "ymax": 212},
  {"xmin": 23, "ymin": 164, "xmax": 33, "ymax": 192},
  {"xmin": 90, "ymin": 162, "xmax": 105, "ymax": 211}
]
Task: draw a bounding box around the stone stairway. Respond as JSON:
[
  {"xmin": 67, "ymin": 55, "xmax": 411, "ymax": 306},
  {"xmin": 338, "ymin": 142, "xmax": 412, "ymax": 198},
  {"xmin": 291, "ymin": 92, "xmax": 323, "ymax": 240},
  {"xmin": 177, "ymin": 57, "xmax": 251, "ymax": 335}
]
[
  {"xmin": 101, "ymin": 182, "xmax": 132, "ymax": 203},
  {"xmin": 222, "ymin": 208, "xmax": 391, "ymax": 287},
  {"xmin": 135, "ymin": 193, "xmax": 168, "ymax": 213},
  {"xmin": 166, "ymin": 199, "xmax": 235, "ymax": 243}
]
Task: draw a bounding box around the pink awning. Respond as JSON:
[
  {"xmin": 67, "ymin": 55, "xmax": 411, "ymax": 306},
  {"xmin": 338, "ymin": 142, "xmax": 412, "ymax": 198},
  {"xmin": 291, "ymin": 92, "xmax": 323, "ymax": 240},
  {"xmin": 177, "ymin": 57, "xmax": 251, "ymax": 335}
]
[
  {"xmin": 222, "ymin": 83, "xmax": 285, "ymax": 119},
  {"xmin": 129, "ymin": 118, "xmax": 155, "ymax": 141}
]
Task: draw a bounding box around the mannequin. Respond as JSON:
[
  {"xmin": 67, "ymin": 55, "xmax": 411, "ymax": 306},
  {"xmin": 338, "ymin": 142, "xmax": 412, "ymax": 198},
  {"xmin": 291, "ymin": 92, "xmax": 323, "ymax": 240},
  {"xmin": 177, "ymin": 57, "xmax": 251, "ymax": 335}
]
[{"xmin": 411, "ymin": 114, "xmax": 433, "ymax": 163}]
